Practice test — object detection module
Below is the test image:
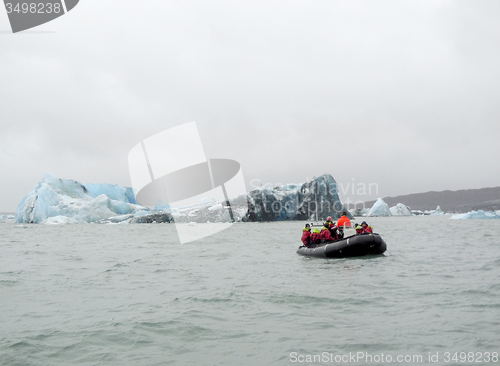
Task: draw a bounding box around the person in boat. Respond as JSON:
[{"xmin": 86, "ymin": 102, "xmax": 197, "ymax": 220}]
[
  {"xmin": 311, "ymin": 227, "xmax": 321, "ymax": 244},
  {"xmin": 319, "ymin": 224, "xmax": 333, "ymax": 242},
  {"xmin": 324, "ymin": 216, "xmax": 334, "ymax": 228},
  {"xmin": 355, "ymin": 225, "xmax": 364, "ymax": 235},
  {"xmin": 301, "ymin": 224, "xmax": 311, "ymax": 246},
  {"xmin": 361, "ymin": 221, "xmax": 373, "ymax": 233},
  {"xmin": 324, "ymin": 216, "xmax": 339, "ymax": 240},
  {"xmin": 337, "ymin": 211, "xmax": 351, "ymax": 228}
]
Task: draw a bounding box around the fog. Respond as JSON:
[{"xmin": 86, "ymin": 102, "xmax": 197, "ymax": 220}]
[{"xmin": 1, "ymin": 1, "xmax": 499, "ymax": 211}]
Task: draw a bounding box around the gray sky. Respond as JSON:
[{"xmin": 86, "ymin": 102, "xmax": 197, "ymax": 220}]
[{"xmin": 1, "ymin": 0, "xmax": 499, "ymax": 212}]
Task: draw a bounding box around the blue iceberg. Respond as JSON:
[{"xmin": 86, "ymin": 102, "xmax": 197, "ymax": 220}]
[
  {"xmin": 367, "ymin": 198, "xmax": 392, "ymax": 216},
  {"xmin": 243, "ymin": 174, "xmax": 352, "ymax": 222},
  {"xmin": 430, "ymin": 206, "xmax": 444, "ymax": 216},
  {"xmin": 389, "ymin": 203, "xmax": 412, "ymax": 216},
  {"xmin": 450, "ymin": 210, "xmax": 500, "ymax": 220},
  {"xmin": 15, "ymin": 173, "xmax": 148, "ymax": 224},
  {"xmin": 15, "ymin": 173, "xmax": 354, "ymax": 224}
]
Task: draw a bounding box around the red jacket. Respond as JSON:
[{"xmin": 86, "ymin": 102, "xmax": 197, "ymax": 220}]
[
  {"xmin": 363, "ymin": 226, "xmax": 373, "ymax": 233},
  {"xmin": 301, "ymin": 229, "xmax": 311, "ymax": 246},
  {"xmin": 319, "ymin": 227, "xmax": 332, "ymax": 241}
]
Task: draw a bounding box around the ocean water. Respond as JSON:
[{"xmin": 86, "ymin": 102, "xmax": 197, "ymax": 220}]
[{"xmin": 1, "ymin": 216, "xmax": 499, "ymax": 365}]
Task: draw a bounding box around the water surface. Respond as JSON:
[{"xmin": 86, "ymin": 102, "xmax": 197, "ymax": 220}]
[{"xmin": 1, "ymin": 216, "xmax": 499, "ymax": 365}]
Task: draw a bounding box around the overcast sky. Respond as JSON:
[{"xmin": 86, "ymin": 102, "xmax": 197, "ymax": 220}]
[{"xmin": 1, "ymin": 0, "xmax": 499, "ymax": 212}]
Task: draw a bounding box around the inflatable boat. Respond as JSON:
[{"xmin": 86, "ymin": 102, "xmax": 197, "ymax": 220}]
[{"xmin": 297, "ymin": 233, "xmax": 387, "ymax": 258}]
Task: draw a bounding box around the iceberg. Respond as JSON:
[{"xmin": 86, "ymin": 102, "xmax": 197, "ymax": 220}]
[
  {"xmin": 389, "ymin": 203, "xmax": 412, "ymax": 216},
  {"xmin": 430, "ymin": 206, "xmax": 444, "ymax": 216},
  {"xmin": 367, "ymin": 198, "xmax": 392, "ymax": 216},
  {"xmin": 450, "ymin": 210, "xmax": 500, "ymax": 220},
  {"xmin": 15, "ymin": 173, "xmax": 353, "ymax": 224},
  {"xmin": 243, "ymin": 174, "xmax": 352, "ymax": 222},
  {"xmin": 411, "ymin": 210, "xmax": 426, "ymax": 216},
  {"xmin": 130, "ymin": 211, "xmax": 173, "ymax": 224},
  {"xmin": 169, "ymin": 194, "xmax": 248, "ymax": 224},
  {"xmin": 15, "ymin": 173, "xmax": 148, "ymax": 224}
]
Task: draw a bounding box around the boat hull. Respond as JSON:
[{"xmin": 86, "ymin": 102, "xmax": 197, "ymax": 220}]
[{"xmin": 297, "ymin": 233, "xmax": 387, "ymax": 258}]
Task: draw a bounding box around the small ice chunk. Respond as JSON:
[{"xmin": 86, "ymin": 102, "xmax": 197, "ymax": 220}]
[{"xmin": 208, "ymin": 203, "xmax": 223, "ymax": 211}]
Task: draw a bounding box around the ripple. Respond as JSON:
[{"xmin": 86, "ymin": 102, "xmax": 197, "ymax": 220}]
[{"xmin": 0, "ymin": 218, "xmax": 499, "ymax": 365}]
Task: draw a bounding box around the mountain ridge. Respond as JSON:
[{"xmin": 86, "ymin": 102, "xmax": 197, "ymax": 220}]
[{"xmin": 358, "ymin": 186, "xmax": 500, "ymax": 213}]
